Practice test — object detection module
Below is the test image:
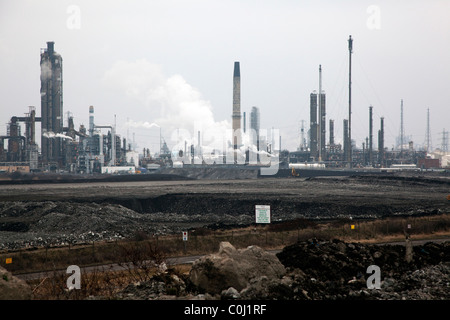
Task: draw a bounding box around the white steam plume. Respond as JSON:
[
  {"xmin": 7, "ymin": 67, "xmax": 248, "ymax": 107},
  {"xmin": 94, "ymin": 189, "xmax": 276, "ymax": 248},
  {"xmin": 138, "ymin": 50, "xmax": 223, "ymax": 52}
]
[
  {"xmin": 102, "ymin": 59, "xmax": 280, "ymax": 169},
  {"xmin": 102, "ymin": 59, "xmax": 231, "ymax": 150},
  {"xmin": 126, "ymin": 120, "xmax": 160, "ymax": 129},
  {"xmin": 40, "ymin": 60, "xmax": 52, "ymax": 82},
  {"xmin": 42, "ymin": 131, "xmax": 73, "ymax": 140}
]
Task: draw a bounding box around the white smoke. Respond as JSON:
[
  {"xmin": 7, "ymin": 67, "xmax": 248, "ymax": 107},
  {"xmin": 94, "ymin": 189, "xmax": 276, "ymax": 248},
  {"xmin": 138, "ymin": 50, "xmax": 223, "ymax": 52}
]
[
  {"xmin": 102, "ymin": 59, "xmax": 231, "ymax": 149},
  {"xmin": 40, "ymin": 60, "xmax": 52, "ymax": 82},
  {"xmin": 42, "ymin": 131, "xmax": 73, "ymax": 140},
  {"xmin": 126, "ymin": 120, "xmax": 160, "ymax": 129},
  {"xmin": 102, "ymin": 59, "xmax": 279, "ymax": 172}
]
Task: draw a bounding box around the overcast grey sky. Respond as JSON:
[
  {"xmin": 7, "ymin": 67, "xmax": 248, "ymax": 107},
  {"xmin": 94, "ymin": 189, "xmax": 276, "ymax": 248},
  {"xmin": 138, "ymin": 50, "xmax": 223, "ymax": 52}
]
[{"xmin": 1, "ymin": 0, "xmax": 449, "ymax": 154}]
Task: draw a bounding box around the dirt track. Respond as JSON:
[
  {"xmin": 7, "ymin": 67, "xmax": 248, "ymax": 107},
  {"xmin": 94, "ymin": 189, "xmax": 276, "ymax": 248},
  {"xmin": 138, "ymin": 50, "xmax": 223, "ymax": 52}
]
[{"xmin": 0, "ymin": 175, "xmax": 449, "ymax": 250}]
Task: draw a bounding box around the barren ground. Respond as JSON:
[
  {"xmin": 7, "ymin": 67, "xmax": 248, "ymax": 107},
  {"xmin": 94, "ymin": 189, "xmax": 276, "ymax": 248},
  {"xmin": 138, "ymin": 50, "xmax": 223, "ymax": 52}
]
[{"xmin": 0, "ymin": 174, "xmax": 449, "ymax": 250}]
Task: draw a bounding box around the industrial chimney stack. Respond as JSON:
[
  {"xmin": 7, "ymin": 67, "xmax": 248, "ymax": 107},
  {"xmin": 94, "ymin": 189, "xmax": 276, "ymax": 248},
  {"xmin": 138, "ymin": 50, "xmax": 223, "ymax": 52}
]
[
  {"xmin": 232, "ymin": 61, "xmax": 242, "ymax": 162},
  {"xmin": 40, "ymin": 41, "xmax": 63, "ymax": 167}
]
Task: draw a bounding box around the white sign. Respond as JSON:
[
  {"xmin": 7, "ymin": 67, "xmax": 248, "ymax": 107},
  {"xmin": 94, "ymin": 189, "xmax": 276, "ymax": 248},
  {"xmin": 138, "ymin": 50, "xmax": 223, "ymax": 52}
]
[
  {"xmin": 255, "ymin": 205, "xmax": 271, "ymax": 224},
  {"xmin": 66, "ymin": 265, "xmax": 81, "ymax": 290},
  {"xmin": 182, "ymin": 231, "xmax": 188, "ymax": 241}
]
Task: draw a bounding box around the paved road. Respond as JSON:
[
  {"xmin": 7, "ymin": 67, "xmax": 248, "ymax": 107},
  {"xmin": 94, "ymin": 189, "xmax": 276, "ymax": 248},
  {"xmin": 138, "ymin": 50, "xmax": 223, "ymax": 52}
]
[
  {"xmin": 15, "ymin": 238, "xmax": 449, "ymax": 282},
  {"xmin": 377, "ymin": 237, "xmax": 450, "ymax": 246},
  {"xmin": 15, "ymin": 254, "xmax": 207, "ymax": 282}
]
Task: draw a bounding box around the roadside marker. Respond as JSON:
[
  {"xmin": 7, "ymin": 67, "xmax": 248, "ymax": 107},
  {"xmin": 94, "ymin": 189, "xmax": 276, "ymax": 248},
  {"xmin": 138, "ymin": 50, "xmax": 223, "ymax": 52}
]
[{"xmin": 351, "ymin": 225, "xmax": 355, "ymax": 230}]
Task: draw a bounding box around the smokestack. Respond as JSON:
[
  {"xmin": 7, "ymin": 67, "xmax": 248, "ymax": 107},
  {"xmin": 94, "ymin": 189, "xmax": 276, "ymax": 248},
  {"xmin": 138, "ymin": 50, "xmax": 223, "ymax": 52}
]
[
  {"xmin": 347, "ymin": 35, "xmax": 353, "ymax": 167},
  {"xmin": 198, "ymin": 130, "xmax": 201, "ymax": 160},
  {"xmin": 400, "ymin": 99, "xmax": 404, "ymax": 153},
  {"xmin": 318, "ymin": 65, "xmax": 326, "ymax": 161},
  {"xmin": 309, "ymin": 92, "xmax": 318, "ymax": 159},
  {"xmin": 28, "ymin": 107, "xmax": 36, "ymax": 145},
  {"xmin": 250, "ymin": 106, "xmax": 260, "ymax": 163},
  {"xmin": 329, "ymin": 119, "xmax": 334, "ymax": 146},
  {"xmin": 343, "ymin": 119, "xmax": 349, "ymax": 163},
  {"xmin": 320, "ymin": 91, "xmax": 326, "ymax": 159},
  {"xmin": 40, "ymin": 41, "xmax": 63, "ymax": 166},
  {"xmin": 89, "ymin": 105, "xmax": 94, "ymax": 137},
  {"xmin": 318, "ymin": 65, "xmax": 322, "ymax": 161},
  {"xmin": 47, "ymin": 41, "xmax": 54, "ymax": 56},
  {"xmin": 232, "ymin": 61, "xmax": 242, "ymax": 161},
  {"xmin": 369, "ymin": 106, "xmax": 373, "ymax": 166},
  {"xmin": 378, "ymin": 117, "xmax": 384, "ymax": 167}
]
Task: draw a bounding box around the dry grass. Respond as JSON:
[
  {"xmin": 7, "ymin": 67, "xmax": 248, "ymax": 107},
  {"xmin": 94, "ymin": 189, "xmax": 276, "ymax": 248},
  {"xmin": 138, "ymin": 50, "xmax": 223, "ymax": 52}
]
[{"xmin": 1, "ymin": 214, "xmax": 449, "ymax": 299}]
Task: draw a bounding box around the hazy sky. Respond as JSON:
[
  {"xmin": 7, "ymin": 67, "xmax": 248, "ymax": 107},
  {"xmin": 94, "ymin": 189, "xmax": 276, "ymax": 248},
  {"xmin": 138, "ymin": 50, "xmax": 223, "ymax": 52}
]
[{"xmin": 1, "ymin": 0, "xmax": 449, "ymax": 154}]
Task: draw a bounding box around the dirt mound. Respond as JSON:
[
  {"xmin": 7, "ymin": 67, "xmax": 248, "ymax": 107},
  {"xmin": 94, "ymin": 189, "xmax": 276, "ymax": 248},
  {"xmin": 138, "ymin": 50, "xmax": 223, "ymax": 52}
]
[
  {"xmin": 0, "ymin": 175, "xmax": 448, "ymax": 252},
  {"xmin": 159, "ymin": 167, "xmax": 259, "ymax": 179},
  {"xmin": 0, "ymin": 266, "xmax": 32, "ymax": 300},
  {"xmin": 276, "ymin": 239, "xmax": 450, "ymax": 299},
  {"xmin": 0, "ymin": 199, "xmax": 255, "ymax": 250},
  {"xmin": 0, "ymin": 201, "xmax": 168, "ymax": 250},
  {"xmin": 277, "ymin": 239, "xmax": 450, "ymax": 277},
  {"xmin": 110, "ymin": 239, "xmax": 450, "ymax": 300},
  {"xmin": 189, "ymin": 242, "xmax": 286, "ymax": 294}
]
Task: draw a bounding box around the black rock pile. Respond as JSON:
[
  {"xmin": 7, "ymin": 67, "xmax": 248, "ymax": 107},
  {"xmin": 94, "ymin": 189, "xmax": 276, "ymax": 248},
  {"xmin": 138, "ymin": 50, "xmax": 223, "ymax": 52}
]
[
  {"xmin": 109, "ymin": 239, "xmax": 449, "ymax": 300},
  {"xmin": 276, "ymin": 239, "xmax": 450, "ymax": 300}
]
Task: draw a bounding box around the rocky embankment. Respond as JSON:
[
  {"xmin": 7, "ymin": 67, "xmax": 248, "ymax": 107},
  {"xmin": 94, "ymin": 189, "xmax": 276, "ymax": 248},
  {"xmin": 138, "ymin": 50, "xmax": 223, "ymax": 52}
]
[
  {"xmin": 1, "ymin": 175, "xmax": 448, "ymax": 251},
  {"xmin": 2, "ymin": 239, "xmax": 448, "ymax": 300},
  {"xmin": 113, "ymin": 239, "xmax": 449, "ymax": 300},
  {"xmin": 0, "ymin": 200, "xmax": 259, "ymax": 250},
  {"xmin": 0, "ymin": 201, "xmax": 155, "ymax": 250}
]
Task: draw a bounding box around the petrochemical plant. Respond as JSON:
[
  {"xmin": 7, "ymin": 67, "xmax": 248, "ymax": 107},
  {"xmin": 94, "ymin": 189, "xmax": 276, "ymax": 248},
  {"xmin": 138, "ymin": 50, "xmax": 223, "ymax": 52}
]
[{"xmin": 0, "ymin": 39, "xmax": 448, "ymax": 176}]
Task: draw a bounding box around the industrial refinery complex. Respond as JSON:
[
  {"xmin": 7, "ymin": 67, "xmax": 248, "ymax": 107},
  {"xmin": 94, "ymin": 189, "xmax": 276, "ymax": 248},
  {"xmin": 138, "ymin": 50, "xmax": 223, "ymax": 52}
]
[{"xmin": 0, "ymin": 39, "xmax": 448, "ymax": 177}]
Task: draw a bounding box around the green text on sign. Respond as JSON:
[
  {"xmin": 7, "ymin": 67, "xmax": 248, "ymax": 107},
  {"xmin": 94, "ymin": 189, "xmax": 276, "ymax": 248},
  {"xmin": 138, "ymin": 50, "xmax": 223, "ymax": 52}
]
[{"xmin": 255, "ymin": 205, "xmax": 271, "ymax": 224}]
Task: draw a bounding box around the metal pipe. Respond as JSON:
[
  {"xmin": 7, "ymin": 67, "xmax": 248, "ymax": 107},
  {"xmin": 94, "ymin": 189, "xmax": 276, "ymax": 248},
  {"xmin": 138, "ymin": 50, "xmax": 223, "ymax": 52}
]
[
  {"xmin": 318, "ymin": 65, "xmax": 322, "ymax": 161},
  {"xmin": 95, "ymin": 124, "xmax": 116, "ymax": 166},
  {"xmin": 348, "ymin": 35, "xmax": 353, "ymax": 167},
  {"xmin": 369, "ymin": 106, "xmax": 373, "ymax": 166}
]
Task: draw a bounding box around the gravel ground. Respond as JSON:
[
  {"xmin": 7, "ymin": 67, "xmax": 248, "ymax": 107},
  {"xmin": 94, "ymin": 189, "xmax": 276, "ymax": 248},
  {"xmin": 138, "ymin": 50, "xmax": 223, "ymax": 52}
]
[
  {"xmin": 111, "ymin": 239, "xmax": 450, "ymax": 300},
  {"xmin": 0, "ymin": 174, "xmax": 449, "ymax": 250}
]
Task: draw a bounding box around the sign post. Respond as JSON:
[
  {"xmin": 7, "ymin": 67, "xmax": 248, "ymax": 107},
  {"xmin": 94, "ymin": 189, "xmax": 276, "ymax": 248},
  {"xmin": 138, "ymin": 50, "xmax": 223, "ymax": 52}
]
[
  {"xmin": 255, "ymin": 205, "xmax": 271, "ymax": 224},
  {"xmin": 182, "ymin": 231, "xmax": 188, "ymax": 253},
  {"xmin": 256, "ymin": 205, "xmax": 270, "ymax": 244}
]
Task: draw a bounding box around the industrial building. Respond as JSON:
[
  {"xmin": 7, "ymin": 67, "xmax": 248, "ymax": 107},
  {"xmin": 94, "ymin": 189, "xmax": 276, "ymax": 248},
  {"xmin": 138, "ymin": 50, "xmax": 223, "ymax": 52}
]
[
  {"xmin": 0, "ymin": 42, "xmax": 136, "ymax": 174},
  {"xmin": 0, "ymin": 107, "xmax": 39, "ymax": 170},
  {"xmin": 0, "ymin": 40, "xmax": 447, "ymax": 175},
  {"xmin": 250, "ymin": 106, "xmax": 260, "ymax": 162},
  {"xmin": 289, "ymin": 99, "xmax": 434, "ymax": 169},
  {"xmin": 309, "ymin": 90, "xmax": 326, "ymax": 161},
  {"xmin": 289, "ymin": 37, "xmax": 443, "ymax": 170},
  {"xmin": 232, "ymin": 61, "xmax": 242, "ymax": 163},
  {"xmin": 40, "ymin": 41, "xmax": 63, "ymax": 168}
]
